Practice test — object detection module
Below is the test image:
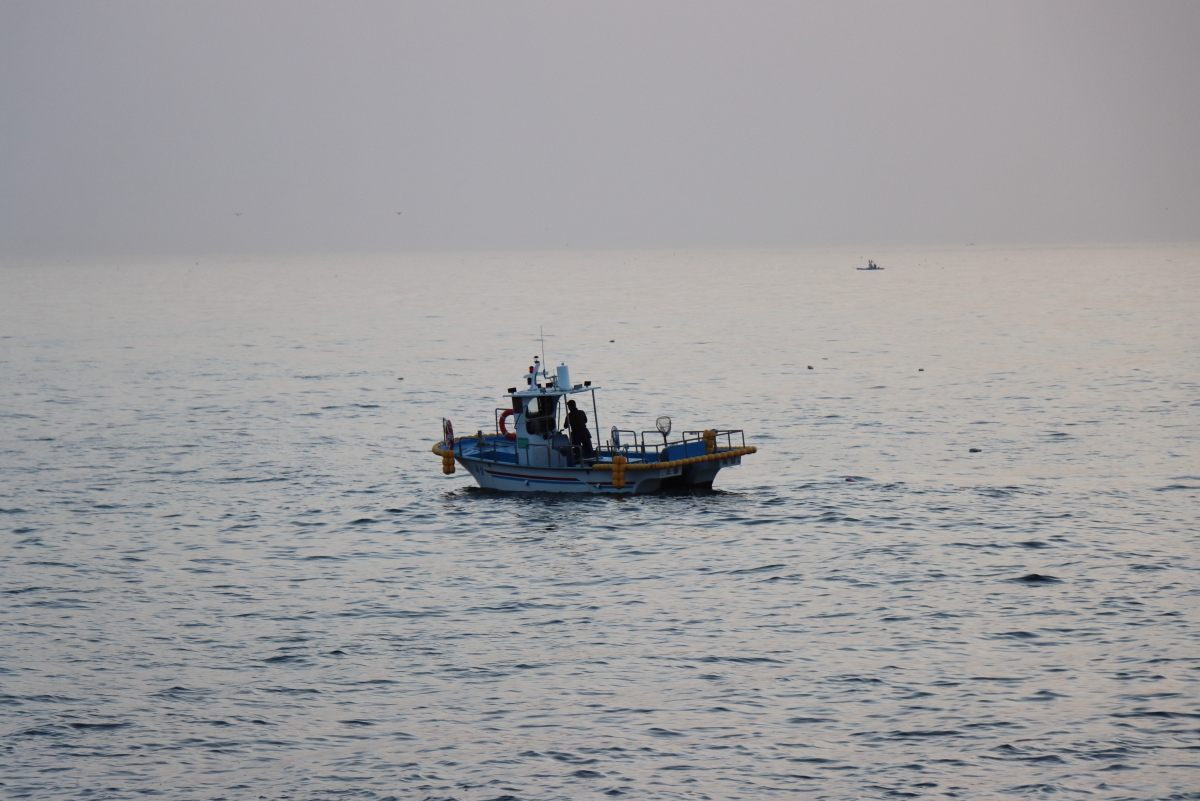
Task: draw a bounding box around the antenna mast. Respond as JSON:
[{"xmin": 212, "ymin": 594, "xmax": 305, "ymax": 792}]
[{"xmin": 540, "ymin": 326, "xmax": 546, "ymax": 375}]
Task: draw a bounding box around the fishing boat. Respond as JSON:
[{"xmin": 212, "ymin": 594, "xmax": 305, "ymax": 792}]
[
  {"xmin": 857, "ymin": 259, "xmax": 884, "ymax": 271},
  {"xmin": 432, "ymin": 357, "xmax": 756, "ymax": 493}
]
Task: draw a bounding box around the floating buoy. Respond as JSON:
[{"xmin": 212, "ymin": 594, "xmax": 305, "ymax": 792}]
[
  {"xmin": 918, "ymin": 368, "xmax": 924, "ymax": 372},
  {"xmin": 610, "ymin": 340, "xmax": 615, "ymax": 343},
  {"xmin": 807, "ymin": 366, "xmax": 813, "ymax": 370},
  {"xmin": 969, "ymin": 448, "xmax": 981, "ymax": 453},
  {"xmin": 846, "ymin": 477, "xmax": 854, "ymax": 482}
]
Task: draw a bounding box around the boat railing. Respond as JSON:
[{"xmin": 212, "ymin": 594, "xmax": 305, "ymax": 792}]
[
  {"xmin": 595, "ymin": 428, "xmax": 747, "ymax": 462},
  {"xmin": 605, "ymin": 429, "xmax": 639, "ymax": 455},
  {"xmin": 682, "ymin": 429, "xmax": 747, "ymax": 452},
  {"xmin": 639, "ymin": 430, "xmax": 673, "ymax": 455},
  {"xmin": 637, "ymin": 428, "xmax": 741, "ymax": 455},
  {"xmin": 466, "ymin": 426, "xmax": 745, "ymax": 466}
]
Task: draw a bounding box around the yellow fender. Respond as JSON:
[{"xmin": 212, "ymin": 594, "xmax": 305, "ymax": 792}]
[
  {"xmin": 431, "ymin": 441, "xmax": 456, "ymax": 474},
  {"xmin": 612, "ymin": 454, "xmax": 627, "ymax": 488}
]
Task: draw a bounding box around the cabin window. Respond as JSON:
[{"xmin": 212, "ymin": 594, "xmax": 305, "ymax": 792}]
[{"xmin": 523, "ymin": 395, "xmax": 558, "ymax": 437}]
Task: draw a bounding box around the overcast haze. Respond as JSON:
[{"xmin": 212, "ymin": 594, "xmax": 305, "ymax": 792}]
[{"xmin": 1, "ymin": 0, "xmax": 1197, "ymax": 256}]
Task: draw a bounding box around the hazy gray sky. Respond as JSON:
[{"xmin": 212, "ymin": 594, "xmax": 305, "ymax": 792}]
[{"xmin": 1, "ymin": 0, "xmax": 1197, "ymax": 256}]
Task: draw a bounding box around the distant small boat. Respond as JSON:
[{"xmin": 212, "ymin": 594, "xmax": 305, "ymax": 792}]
[{"xmin": 857, "ymin": 260, "xmax": 884, "ymax": 271}]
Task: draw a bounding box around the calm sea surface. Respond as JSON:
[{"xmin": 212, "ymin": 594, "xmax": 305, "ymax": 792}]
[{"xmin": 2, "ymin": 245, "xmax": 1198, "ymax": 800}]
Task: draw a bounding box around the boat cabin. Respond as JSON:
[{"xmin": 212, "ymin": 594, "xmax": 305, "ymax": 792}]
[{"xmin": 453, "ymin": 356, "xmax": 748, "ymax": 470}]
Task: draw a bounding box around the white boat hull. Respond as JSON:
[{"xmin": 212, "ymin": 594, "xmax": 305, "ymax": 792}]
[{"xmin": 457, "ymin": 453, "xmax": 742, "ymax": 494}]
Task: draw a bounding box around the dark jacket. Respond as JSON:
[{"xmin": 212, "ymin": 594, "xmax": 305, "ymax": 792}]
[{"xmin": 566, "ymin": 408, "xmax": 591, "ymax": 440}]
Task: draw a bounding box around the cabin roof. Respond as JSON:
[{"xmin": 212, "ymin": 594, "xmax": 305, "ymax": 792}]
[{"xmin": 504, "ymin": 385, "xmax": 600, "ymax": 398}]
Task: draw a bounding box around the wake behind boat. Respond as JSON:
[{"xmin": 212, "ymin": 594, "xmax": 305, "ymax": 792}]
[{"xmin": 432, "ymin": 357, "xmax": 756, "ymax": 493}]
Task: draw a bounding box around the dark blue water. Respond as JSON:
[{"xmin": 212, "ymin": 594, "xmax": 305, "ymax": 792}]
[{"xmin": 2, "ymin": 246, "xmax": 1198, "ymax": 799}]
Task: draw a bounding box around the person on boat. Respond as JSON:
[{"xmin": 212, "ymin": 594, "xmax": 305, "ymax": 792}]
[{"xmin": 564, "ymin": 399, "xmax": 595, "ymax": 459}]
